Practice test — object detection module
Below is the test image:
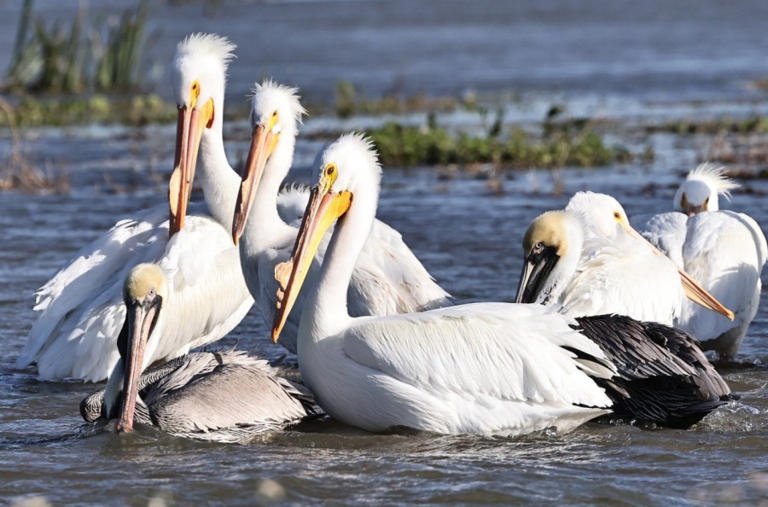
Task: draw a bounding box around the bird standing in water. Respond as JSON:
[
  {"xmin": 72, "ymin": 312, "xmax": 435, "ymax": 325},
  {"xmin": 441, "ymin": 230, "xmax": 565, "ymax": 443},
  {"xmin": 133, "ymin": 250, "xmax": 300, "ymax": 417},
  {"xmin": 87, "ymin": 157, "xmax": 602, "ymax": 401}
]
[{"xmin": 640, "ymin": 164, "xmax": 766, "ymax": 359}]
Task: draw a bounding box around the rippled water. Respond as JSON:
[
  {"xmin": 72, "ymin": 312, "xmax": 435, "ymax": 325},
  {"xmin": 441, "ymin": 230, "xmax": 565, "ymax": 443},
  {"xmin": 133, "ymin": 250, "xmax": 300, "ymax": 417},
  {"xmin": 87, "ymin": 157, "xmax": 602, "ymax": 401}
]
[
  {"xmin": 2, "ymin": 114, "xmax": 768, "ymax": 505},
  {"xmin": 4, "ymin": 1, "xmax": 768, "ymax": 504}
]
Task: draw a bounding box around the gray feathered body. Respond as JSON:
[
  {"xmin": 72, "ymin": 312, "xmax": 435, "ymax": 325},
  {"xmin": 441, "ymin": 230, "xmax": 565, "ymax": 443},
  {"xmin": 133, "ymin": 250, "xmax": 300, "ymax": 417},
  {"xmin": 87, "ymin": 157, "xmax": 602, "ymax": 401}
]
[{"xmin": 81, "ymin": 351, "xmax": 317, "ymax": 443}]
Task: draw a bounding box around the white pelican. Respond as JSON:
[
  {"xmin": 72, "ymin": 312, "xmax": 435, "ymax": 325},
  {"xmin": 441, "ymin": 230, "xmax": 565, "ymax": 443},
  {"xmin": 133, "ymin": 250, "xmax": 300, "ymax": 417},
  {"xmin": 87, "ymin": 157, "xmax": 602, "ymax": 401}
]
[
  {"xmin": 17, "ymin": 34, "xmax": 257, "ymax": 381},
  {"xmin": 640, "ymin": 164, "xmax": 767, "ymax": 359},
  {"xmin": 80, "ymin": 264, "xmax": 315, "ymax": 442},
  {"xmin": 231, "ymin": 81, "xmax": 449, "ymax": 354},
  {"xmin": 517, "ymin": 201, "xmax": 733, "ymax": 327},
  {"xmin": 268, "ymin": 134, "xmax": 729, "ymax": 436}
]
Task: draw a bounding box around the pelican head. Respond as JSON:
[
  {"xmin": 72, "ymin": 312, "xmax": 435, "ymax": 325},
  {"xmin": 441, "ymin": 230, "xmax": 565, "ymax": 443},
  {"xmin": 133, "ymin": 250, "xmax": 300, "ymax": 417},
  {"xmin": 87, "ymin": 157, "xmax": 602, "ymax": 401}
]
[
  {"xmin": 168, "ymin": 33, "xmax": 237, "ymax": 236},
  {"xmin": 271, "ymin": 133, "xmax": 380, "ymax": 342},
  {"xmin": 232, "ymin": 80, "xmax": 306, "ymax": 243},
  {"xmin": 673, "ymin": 162, "xmax": 738, "ymax": 216},
  {"xmin": 113, "ymin": 264, "xmax": 168, "ymax": 432},
  {"xmin": 516, "ymin": 211, "xmax": 583, "ymax": 304},
  {"xmin": 565, "ymin": 191, "xmax": 630, "ymax": 240}
]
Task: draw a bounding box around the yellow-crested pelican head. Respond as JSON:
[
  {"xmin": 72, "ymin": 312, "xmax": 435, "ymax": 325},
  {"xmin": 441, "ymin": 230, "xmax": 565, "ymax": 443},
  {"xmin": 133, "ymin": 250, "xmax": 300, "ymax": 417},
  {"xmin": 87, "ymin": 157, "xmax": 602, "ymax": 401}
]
[
  {"xmin": 114, "ymin": 263, "xmax": 168, "ymax": 432},
  {"xmin": 516, "ymin": 210, "xmax": 582, "ymax": 304}
]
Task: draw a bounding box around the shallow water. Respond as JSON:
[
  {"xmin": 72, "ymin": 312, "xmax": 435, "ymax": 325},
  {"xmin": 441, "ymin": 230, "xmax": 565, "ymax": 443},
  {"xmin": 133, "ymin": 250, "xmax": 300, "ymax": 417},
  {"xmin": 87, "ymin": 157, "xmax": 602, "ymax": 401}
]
[
  {"xmin": 2, "ymin": 115, "xmax": 768, "ymax": 505},
  {"xmin": 4, "ymin": 1, "xmax": 768, "ymax": 505}
]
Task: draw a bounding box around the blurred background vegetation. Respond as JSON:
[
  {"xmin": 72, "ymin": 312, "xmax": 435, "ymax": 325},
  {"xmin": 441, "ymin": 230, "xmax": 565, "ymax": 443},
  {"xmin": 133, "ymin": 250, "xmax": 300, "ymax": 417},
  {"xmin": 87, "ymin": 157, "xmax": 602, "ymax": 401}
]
[{"xmin": 6, "ymin": 0, "xmax": 149, "ymax": 93}]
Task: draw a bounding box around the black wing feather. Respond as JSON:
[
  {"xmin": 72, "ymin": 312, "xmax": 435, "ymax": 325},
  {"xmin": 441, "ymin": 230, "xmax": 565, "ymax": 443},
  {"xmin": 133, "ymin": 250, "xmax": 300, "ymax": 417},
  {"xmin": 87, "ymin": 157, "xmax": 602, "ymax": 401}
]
[{"xmin": 573, "ymin": 314, "xmax": 731, "ymax": 429}]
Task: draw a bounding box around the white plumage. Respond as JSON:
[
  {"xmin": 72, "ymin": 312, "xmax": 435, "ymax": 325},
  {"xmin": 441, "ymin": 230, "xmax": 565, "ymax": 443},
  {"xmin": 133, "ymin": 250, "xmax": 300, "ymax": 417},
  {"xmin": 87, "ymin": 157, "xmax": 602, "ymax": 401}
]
[
  {"xmin": 639, "ymin": 164, "xmax": 767, "ymax": 359},
  {"xmin": 271, "ymin": 136, "xmax": 729, "ymax": 435},
  {"xmin": 304, "ymin": 303, "xmax": 614, "ymax": 435},
  {"xmin": 673, "ymin": 162, "xmax": 740, "ymax": 213},
  {"xmin": 273, "ymin": 135, "xmax": 612, "ymax": 435},
  {"xmin": 234, "ymin": 83, "xmax": 449, "ymax": 354},
  {"xmin": 558, "ymin": 192, "xmax": 684, "ymax": 325},
  {"xmin": 17, "ymin": 34, "xmax": 256, "ymax": 381}
]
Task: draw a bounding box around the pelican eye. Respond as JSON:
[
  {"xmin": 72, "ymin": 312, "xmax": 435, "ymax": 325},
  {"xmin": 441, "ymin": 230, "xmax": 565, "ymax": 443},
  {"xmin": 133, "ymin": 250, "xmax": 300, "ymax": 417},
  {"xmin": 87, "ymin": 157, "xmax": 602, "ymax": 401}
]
[
  {"xmin": 189, "ymin": 81, "xmax": 201, "ymax": 108},
  {"xmin": 613, "ymin": 211, "xmax": 621, "ymax": 220},
  {"xmin": 533, "ymin": 241, "xmax": 544, "ymax": 253},
  {"xmin": 326, "ymin": 164, "xmax": 335, "ymax": 176}
]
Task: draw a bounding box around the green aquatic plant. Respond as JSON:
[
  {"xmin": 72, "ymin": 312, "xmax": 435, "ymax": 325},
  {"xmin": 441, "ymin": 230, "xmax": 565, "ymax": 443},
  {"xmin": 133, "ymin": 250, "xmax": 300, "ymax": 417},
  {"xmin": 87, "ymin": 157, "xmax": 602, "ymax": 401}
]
[
  {"xmin": 367, "ymin": 120, "xmax": 629, "ymax": 169},
  {"xmin": 4, "ymin": 0, "xmax": 150, "ymax": 94},
  {"xmin": 0, "ymin": 94, "xmax": 177, "ymax": 128},
  {"xmin": 94, "ymin": 2, "xmax": 148, "ymax": 91}
]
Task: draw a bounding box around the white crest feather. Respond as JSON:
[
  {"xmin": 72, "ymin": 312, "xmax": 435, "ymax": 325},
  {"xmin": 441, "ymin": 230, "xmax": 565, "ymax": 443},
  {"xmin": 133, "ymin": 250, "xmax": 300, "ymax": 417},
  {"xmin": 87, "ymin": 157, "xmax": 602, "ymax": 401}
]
[
  {"xmin": 250, "ymin": 79, "xmax": 307, "ymax": 124},
  {"xmin": 686, "ymin": 162, "xmax": 740, "ymax": 199},
  {"xmin": 176, "ymin": 33, "xmax": 237, "ymax": 70},
  {"xmin": 333, "ymin": 132, "xmax": 380, "ymax": 169}
]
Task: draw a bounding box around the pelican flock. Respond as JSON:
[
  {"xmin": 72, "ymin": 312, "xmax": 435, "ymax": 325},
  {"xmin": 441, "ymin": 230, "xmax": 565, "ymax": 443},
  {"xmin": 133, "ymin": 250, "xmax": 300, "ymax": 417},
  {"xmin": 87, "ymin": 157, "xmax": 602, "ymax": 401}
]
[
  {"xmin": 640, "ymin": 164, "xmax": 767, "ymax": 360},
  {"xmin": 17, "ymin": 34, "xmax": 255, "ymax": 381},
  {"xmin": 520, "ymin": 192, "xmax": 733, "ymax": 326},
  {"xmin": 14, "ymin": 31, "xmax": 764, "ymax": 440}
]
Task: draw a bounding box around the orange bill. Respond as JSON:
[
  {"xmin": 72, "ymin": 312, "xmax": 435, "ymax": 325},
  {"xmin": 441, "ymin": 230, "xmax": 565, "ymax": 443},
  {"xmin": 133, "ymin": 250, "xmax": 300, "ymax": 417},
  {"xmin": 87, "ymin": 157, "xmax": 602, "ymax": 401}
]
[
  {"xmin": 619, "ymin": 220, "xmax": 734, "ymax": 321},
  {"xmin": 231, "ymin": 122, "xmax": 278, "ymax": 244},
  {"xmin": 271, "ymin": 180, "xmax": 352, "ymax": 343},
  {"xmin": 168, "ymin": 98, "xmax": 214, "ymax": 237}
]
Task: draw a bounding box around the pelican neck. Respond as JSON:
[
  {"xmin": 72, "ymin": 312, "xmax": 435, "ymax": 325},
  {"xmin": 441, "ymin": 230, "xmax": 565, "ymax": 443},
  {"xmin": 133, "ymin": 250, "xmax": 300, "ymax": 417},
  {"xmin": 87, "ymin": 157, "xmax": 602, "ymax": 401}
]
[
  {"xmin": 302, "ymin": 186, "xmax": 378, "ymax": 340},
  {"xmin": 198, "ymin": 127, "xmax": 239, "ymax": 232},
  {"xmin": 241, "ymin": 137, "xmax": 297, "ymax": 253}
]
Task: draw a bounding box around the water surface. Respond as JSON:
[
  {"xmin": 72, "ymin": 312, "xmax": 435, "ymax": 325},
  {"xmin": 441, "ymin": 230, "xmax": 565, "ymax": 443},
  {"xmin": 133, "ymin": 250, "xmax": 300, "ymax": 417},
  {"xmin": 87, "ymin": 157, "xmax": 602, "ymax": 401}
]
[
  {"xmin": 2, "ymin": 117, "xmax": 768, "ymax": 505},
  {"xmin": 3, "ymin": 1, "xmax": 768, "ymax": 504}
]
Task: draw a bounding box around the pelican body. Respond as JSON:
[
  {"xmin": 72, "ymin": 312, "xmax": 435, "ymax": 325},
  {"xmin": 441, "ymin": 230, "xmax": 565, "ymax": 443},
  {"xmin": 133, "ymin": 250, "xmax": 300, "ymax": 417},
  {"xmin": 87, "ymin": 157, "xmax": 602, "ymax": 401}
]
[
  {"xmin": 555, "ymin": 192, "xmax": 733, "ymax": 326},
  {"xmin": 18, "ymin": 34, "xmax": 256, "ymax": 381},
  {"xmin": 267, "ymin": 134, "xmax": 729, "ymax": 436},
  {"xmin": 82, "ymin": 264, "xmax": 315, "ymax": 442},
  {"xmin": 640, "ymin": 164, "xmax": 767, "ymax": 359},
  {"xmin": 81, "ymin": 351, "xmax": 314, "ymax": 442},
  {"xmin": 231, "ymin": 81, "xmax": 449, "ymax": 354}
]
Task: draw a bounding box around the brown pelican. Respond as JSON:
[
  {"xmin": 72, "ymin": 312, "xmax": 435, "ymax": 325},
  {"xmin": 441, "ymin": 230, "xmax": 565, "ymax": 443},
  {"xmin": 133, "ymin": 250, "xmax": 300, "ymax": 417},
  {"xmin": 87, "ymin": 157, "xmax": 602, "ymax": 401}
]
[
  {"xmin": 267, "ymin": 134, "xmax": 729, "ymax": 436},
  {"xmin": 80, "ymin": 263, "xmax": 315, "ymax": 442},
  {"xmin": 515, "ymin": 210, "xmax": 732, "ymax": 422},
  {"xmin": 639, "ymin": 163, "xmax": 767, "ymax": 360}
]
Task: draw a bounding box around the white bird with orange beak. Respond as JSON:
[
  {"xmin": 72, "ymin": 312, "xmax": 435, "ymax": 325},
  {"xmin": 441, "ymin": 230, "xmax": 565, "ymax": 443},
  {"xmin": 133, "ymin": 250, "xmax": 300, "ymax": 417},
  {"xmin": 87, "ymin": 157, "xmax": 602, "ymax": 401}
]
[
  {"xmin": 17, "ymin": 34, "xmax": 257, "ymax": 381},
  {"xmin": 267, "ymin": 134, "xmax": 730, "ymax": 436},
  {"xmin": 639, "ymin": 163, "xmax": 767, "ymax": 360},
  {"xmin": 231, "ymin": 81, "xmax": 449, "ymax": 354}
]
